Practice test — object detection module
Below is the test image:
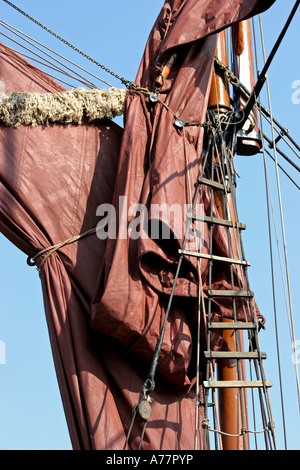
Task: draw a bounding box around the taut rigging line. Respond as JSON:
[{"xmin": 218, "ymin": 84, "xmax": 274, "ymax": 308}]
[
  {"xmin": 240, "ymin": 0, "xmax": 300, "ymax": 127},
  {"xmin": 0, "ymin": 19, "xmax": 106, "ymax": 89},
  {"xmin": 2, "ymin": 0, "xmax": 133, "ymax": 89},
  {"xmin": 214, "ymin": 59, "xmax": 300, "ymax": 169},
  {"xmin": 258, "ymin": 11, "xmax": 300, "ymax": 415},
  {"xmin": 3, "ymin": 0, "xmax": 300, "ymax": 178}
]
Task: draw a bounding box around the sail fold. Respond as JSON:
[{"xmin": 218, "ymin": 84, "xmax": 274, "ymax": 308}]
[{"xmin": 0, "ymin": 0, "xmax": 275, "ymax": 450}]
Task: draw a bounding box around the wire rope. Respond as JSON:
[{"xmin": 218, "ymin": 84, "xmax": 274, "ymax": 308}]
[
  {"xmin": 0, "ymin": 30, "xmax": 94, "ymax": 89},
  {"xmin": 253, "ymin": 53, "xmax": 288, "ymax": 446},
  {"xmin": 0, "ymin": 21, "xmax": 97, "ymax": 88},
  {"xmin": 0, "ymin": 19, "xmax": 113, "ymax": 88},
  {"xmin": 2, "ymin": 0, "xmax": 298, "ymax": 450},
  {"xmin": 262, "ymin": 148, "xmax": 300, "ymax": 191},
  {"xmin": 258, "ymin": 13, "xmax": 300, "ymax": 414},
  {"xmin": 2, "ymin": 0, "xmax": 133, "ymax": 88}
]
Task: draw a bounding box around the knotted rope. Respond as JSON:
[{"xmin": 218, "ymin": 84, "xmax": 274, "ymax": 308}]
[{"xmin": 27, "ymin": 227, "xmax": 97, "ymax": 276}]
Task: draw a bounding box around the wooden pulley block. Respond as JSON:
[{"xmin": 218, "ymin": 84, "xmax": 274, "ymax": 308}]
[{"xmin": 134, "ymin": 399, "xmax": 152, "ymax": 422}]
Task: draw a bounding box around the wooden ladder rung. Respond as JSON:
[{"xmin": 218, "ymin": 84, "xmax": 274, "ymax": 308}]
[
  {"xmin": 203, "ymin": 380, "xmax": 272, "ymax": 389},
  {"xmin": 204, "ymin": 351, "xmax": 267, "ymax": 360},
  {"xmin": 178, "ymin": 249, "xmax": 250, "ymax": 267},
  {"xmin": 188, "ymin": 213, "xmax": 246, "ymax": 230},
  {"xmin": 208, "ymin": 289, "xmax": 254, "ymax": 298},
  {"xmin": 208, "ymin": 321, "xmax": 257, "ymax": 330},
  {"xmin": 198, "ymin": 177, "xmax": 227, "ymax": 192}
]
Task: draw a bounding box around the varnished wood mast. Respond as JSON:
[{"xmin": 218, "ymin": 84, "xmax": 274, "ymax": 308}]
[
  {"xmin": 208, "ymin": 28, "xmax": 250, "ymax": 451},
  {"xmin": 155, "ymin": 20, "xmax": 259, "ymax": 449},
  {"xmin": 232, "ymin": 20, "xmax": 262, "ymax": 155}
]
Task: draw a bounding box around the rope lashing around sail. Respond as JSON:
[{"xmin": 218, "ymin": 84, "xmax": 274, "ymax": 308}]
[
  {"xmin": 23, "ymin": 101, "xmax": 210, "ymax": 284},
  {"xmin": 27, "ymin": 226, "xmax": 100, "ymax": 276},
  {"xmin": 0, "ymin": 87, "xmax": 127, "ymax": 127}
]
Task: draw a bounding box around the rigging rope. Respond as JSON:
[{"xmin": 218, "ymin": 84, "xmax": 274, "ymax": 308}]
[
  {"xmin": 262, "ymin": 149, "xmax": 300, "ymax": 190},
  {"xmin": 0, "ymin": 19, "xmax": 113, "ymax": 89},
  {"xmin": 240, "ymin": 0, "xmax": 300, "ymax": 127},
  {"xmin": 0, "ymin": 31, "xmax": 94, "ymax": 89},
  {"xmin": 263, "ymin": 133, "xmax": 300, "ymax": 173},
  {"xmin": 27, "ymin": 226, "xmax": 99, "ymax": 275},
  {"xmin": 0, "ymin": 21, "xmax": 98, "ymax": 89},
  {"xmin": 252, "ymin": 13, "xmax": 289, "ymax": 440},
  {"xmin": 2, "ymin": 0, "xmax": 300, "ymax": 189},
  {"xmin": 3, "ymin": 0, "xmax": 299, "ymax": 450},
  {"xmin": 249, "ymin": 12, "xmax": 300, "ymax": 448},
  {"xmin": 258, "ymin": 14, "xmax": 300, "ymax": 415},
  {"xmin": 261, "ymin": 134, "xmax": 288, "ymax": 449},
  {"xmin": 214, "ymin": 56, "xmax": 300, "ymax": 168},
  {"xmin": 202, "ymin": 417, "xmax": 270, "ymax": 438},
  {"xmin": 208, "ymin": 106, "xmax": 276, "ymax": 450},
  {"xmin": 2, "ymin": 0, "xmax": 134, "ymax": 89}
]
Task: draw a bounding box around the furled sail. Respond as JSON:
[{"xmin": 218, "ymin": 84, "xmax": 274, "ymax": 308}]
[{"xmin": 0, "ymin": 0, "xmax": 275, "ymax": 450}]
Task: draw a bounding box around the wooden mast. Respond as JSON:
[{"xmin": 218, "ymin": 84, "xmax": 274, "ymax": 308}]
[
  {"xmin": 208, "ymin": 29, "xmax": 250, "ymax": 450},
  {"xmin": 232, "ymin": 20, "xmax": 262, "ymax": 155},
  {"xmin": 155, "ymin": 23, "xmax": 259, "ymax": 450}
]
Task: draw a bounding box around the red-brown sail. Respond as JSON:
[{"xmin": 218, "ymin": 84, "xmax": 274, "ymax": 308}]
[{"xmin": 0, "ymin": 0, "xmax": 275, "ymax": 450}]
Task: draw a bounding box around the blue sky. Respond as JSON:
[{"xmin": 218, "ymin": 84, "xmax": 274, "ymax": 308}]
[{"xmin": 0, "ymin": 0, "xmax": 299, "ymax": 450}]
